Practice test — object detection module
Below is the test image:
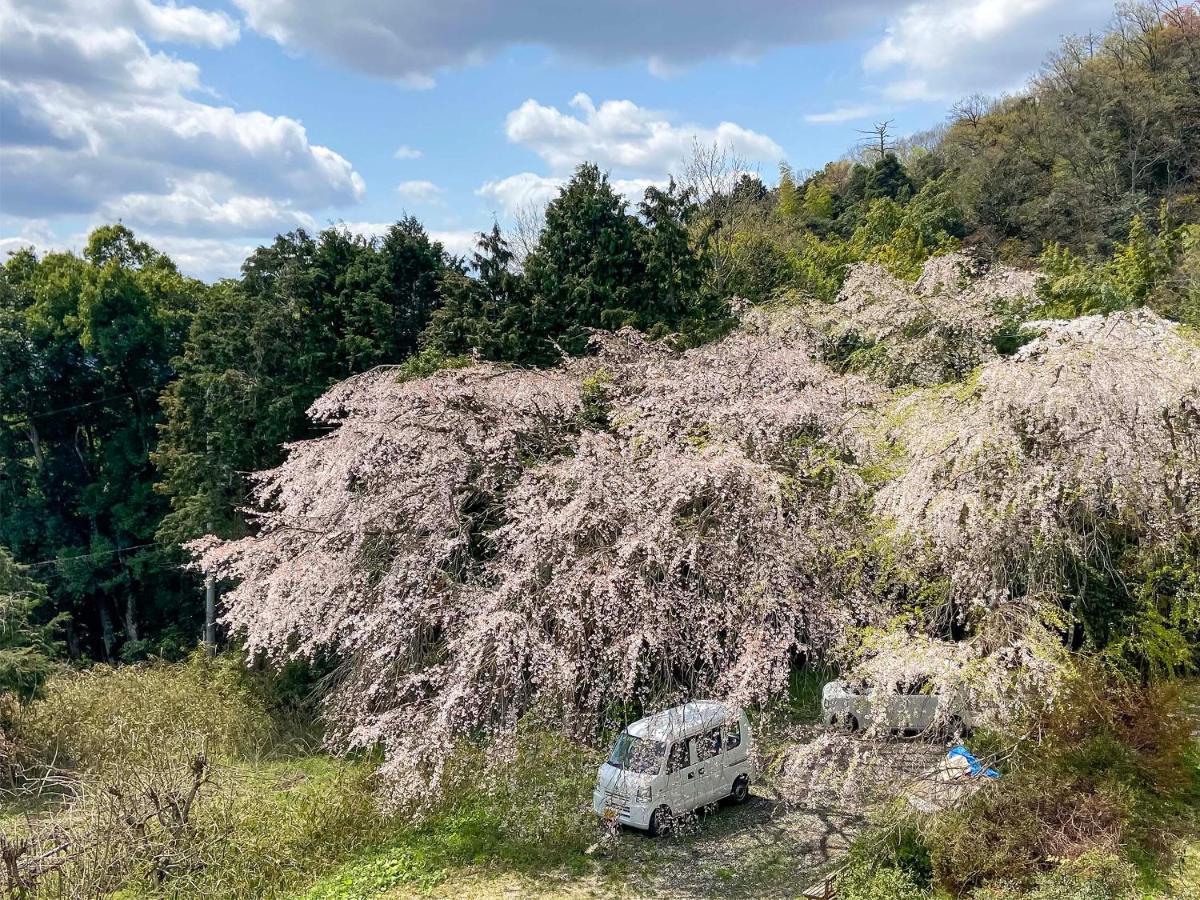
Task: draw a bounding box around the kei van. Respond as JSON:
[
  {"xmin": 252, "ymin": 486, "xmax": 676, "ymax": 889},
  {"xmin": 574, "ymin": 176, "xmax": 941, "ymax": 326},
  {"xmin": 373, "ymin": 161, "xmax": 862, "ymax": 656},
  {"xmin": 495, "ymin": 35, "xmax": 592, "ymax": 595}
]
[{"xmin": 592, "ymin": 700, "xmax": 752, "ymax": 835}]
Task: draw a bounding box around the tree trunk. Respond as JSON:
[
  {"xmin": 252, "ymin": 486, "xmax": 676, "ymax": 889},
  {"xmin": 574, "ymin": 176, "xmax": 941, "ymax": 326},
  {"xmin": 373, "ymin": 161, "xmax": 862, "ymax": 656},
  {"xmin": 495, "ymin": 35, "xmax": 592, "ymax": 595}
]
[
  {"xmin": 124, "ymin": 593, "xmax": 139, "ymax": 644},
  {"xmin": 98, "ymin": 603, "xmax": 116, "ymax": 660}
]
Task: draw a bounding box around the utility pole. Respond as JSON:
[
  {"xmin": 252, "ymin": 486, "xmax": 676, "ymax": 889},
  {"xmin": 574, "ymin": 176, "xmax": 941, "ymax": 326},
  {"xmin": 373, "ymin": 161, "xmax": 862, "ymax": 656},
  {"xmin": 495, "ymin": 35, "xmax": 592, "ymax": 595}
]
[
  {"xmin": 204, "ymin": 518, "xmax": 216, "ymax": 654},
  {"xmin": 203, "ymin": 379, "xmax": 217, "ymax": 655},
  {"xmin": 205, "ymin": 569, "xmax": 216, "ymax": 653}
]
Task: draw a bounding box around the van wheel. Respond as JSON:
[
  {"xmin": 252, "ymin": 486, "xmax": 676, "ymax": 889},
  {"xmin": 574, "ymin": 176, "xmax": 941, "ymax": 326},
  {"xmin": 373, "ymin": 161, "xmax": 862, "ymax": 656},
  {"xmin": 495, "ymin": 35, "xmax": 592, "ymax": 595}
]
[
  {"xmin": 647, "ymin": 805, "xmax": 673, "ymax": 837},
  {"xmin": 730, "ymin": 775, "xmax": 750, "ymax": 804},
  {"xmin": 842, "ymin": 714, "xmax": 860, "ymax": 734}
]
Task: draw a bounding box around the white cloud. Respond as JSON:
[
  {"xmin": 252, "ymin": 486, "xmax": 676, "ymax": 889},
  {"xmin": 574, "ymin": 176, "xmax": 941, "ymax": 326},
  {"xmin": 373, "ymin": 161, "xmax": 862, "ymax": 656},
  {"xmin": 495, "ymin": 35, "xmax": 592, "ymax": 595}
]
[
  {"xmin": 21, "ymin": 0, "xmax": 241, "ymax": 49},
  {"xmin": 393, "ymin": 144, "xmax": 422, "ymax": 159},
  {"xmin": 231, "ymin": 0, "xmax": 895, "ymax": 84},
  {"xmin": 430, "ymin": 229, "xmax": 482, "ymax": 259},
  {"xmin": 864, "ymin": 0, "xmax": 1113, "ymax": 100},
  {"xmin": 504, "ymin": 93, "xmax": 782, "ymax": 176},
  {"xmin": 0, "ymin": 219, "xmax": 57, "ymax": 260},
  {"xmin": 142, "ymin": 233, "xmax": 260, "ymax": 281},
  {"xmin": 476, "ymin": 171, "xmax": 667, "ymax": 219},
  {"xmin": 103, "ymin": 180, "xmax": 319, "ymax": 236},
  {"xmin": 0, "ymin": 0, "xmax": 363, "ymax": 236},
  {"xmin": 122, "ymin": 0, "xmax": 240, "ymax": 47},
  {"xmin": 476, "ymin": 173, "xmax": 565, "ymax": 217},
  {"xmin": 395, "ymin": 179, "xmax": 444, "ymax": 204},
  {"xmin": 336, "ymin": 221, "xmax": 480, "ymax": 259},
  {"xmin": 611, "ymin": 177, "xmax": 667, "ymax": 202},
  {"xmin": 478, "ymin": 93, "xmax": 756, "ymax": 219},
  {"xmin": 804, "ymin": 104, "xmax": 883, "ymax": 124},
  {"xmin": 0, "ymin": 220, "xmax": 256, "ymax": 282}
]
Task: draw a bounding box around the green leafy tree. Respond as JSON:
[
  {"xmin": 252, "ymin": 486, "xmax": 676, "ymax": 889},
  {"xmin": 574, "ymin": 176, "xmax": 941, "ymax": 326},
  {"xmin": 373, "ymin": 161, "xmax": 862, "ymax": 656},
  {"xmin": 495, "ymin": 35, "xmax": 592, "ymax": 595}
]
[
  {"xmin": 0, "ymin": 227, "xmax": 201, "ymax": 659},
  {"xmin": 776, "ymin": 163, "xmax": 803, "ymax": 219},
  {"xmin": 0, "ymin": 547, "xmax": 65, "ymax": 700},
  {"xmin": 521, "ymin": 163, "xmax": 650, "ymax": 360},
  {"xmin": 802, "ymin": 179, "xmax": 835, "ymax": 222},
  {"xmin": 1037, "ymin": 211, "xmax": 1190, "ymax": 318},
  {"xmin": 155, "ymin": 221, "xmax": 452, "ymax": 545}
]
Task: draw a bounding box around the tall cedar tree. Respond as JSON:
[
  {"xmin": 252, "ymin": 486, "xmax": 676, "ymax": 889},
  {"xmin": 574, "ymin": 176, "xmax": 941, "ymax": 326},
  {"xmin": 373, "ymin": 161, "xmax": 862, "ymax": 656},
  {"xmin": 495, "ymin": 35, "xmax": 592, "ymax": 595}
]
[
  {"xmin": 0, "ymin": 227, "xmax": 200, "ymax": 659},
  {"xmin": 155, "ymin": 220, "xmax": 451, "ymax": 547},
  {"xmin": 522, "ymin": 163, "xmax": 650, "ymax": 361},
  {"xmin": 423, "ymin": 225, "xmax": 534, "ymax": 361}
]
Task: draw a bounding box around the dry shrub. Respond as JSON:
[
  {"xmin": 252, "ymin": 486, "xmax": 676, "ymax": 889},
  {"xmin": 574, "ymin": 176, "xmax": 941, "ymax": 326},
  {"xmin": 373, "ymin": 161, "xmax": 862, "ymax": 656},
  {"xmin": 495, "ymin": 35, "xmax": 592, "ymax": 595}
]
[
  {"xmin": 1, "ymin": 740, "xmax": 384, "ymax": 898},
  {"xmin": 12, "ymin": 651, "xmax": 269, "ymax": 774},
  {"xmin": 925, "ymin": 665, "xmax": 1199, "ymax": 893}
]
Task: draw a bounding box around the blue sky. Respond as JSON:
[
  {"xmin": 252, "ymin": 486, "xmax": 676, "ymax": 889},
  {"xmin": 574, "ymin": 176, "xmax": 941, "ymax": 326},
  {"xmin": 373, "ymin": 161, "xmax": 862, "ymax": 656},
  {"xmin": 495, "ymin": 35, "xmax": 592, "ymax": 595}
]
[{"xmin": 1, "ymin": 0, "xmax": 1117, "ymax": 280}]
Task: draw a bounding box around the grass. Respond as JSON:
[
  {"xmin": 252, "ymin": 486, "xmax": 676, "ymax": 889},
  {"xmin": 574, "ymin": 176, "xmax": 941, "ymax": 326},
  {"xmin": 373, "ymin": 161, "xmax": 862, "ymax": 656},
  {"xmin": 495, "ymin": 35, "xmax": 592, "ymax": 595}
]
[
  {"xmin": 5, "ymin": 661, "xmax": 1195, "ymax": 898},
  {"xmin": 784, "ymin": 665, "xmax": 835, "ymax": 724}
]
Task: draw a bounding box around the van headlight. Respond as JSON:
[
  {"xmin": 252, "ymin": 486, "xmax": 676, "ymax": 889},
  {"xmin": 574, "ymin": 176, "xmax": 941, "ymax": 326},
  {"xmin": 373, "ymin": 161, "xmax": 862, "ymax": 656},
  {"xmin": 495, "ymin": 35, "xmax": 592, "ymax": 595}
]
[{"xmin": 634, "ymin": 783, "xmax": 651, "ymax": 802}]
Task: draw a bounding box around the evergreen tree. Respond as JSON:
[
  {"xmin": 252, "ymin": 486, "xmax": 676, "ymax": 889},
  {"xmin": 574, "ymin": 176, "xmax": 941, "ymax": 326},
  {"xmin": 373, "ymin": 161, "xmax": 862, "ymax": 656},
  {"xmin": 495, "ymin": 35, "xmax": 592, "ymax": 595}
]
[
  {"xmin": 864, "ymin": 153, "xmax": 914, "ymax": 202},
  {"xmin": 0, "ymin": 546, "xmax": 65, "ymax": 699},
  {"xmin": 0, "ymin": 227, "xmax": 201, "ymax": 659},
  {"xmin": 522, "ymin": 163, "xmax": 649, "ymax": 360},
  {"xmin": 423, "ymin": 224, "xmax": 534, "ymax": 361},
  {"xmin": 155, "ymin": 222, "xmax": 452, "ymax": 547}
]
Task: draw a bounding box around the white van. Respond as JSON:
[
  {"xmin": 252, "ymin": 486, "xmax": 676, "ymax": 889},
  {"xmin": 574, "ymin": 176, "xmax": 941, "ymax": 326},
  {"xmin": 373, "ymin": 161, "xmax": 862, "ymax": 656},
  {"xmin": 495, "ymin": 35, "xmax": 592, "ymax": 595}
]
[
  {"xmin": 822, "ymin": 679, "xmax": 973, "ymax": 736},
  {"xmin": 592, "ymin": 701, "xmax": 752, "ymax": 835}
]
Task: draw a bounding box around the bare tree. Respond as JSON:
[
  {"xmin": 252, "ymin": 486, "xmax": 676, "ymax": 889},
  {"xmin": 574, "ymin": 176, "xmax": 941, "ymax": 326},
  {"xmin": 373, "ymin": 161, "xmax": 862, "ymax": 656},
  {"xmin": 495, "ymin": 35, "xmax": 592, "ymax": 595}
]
[
  {"xmin": 510, "ymin": 201, "xmax": 545, "ymax": 271},
  {"xmin": 950, "ymin": 93, "xmax": 993, "ymax": 129},
  {"xmin": 678, "ymin": 139, "xmax": 759, "ymax": 295},
  {"xmin": 856, "ymin": 120, "xmax": 896, "ymax": 160}
]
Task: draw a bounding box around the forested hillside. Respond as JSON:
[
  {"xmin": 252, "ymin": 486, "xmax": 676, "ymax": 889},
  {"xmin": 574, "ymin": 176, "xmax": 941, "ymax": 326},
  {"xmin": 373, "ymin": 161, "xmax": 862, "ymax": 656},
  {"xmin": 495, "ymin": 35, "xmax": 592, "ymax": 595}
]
[{"xmin": 1, "ymin": 4, "xmax": 1199, "ymax": 898}]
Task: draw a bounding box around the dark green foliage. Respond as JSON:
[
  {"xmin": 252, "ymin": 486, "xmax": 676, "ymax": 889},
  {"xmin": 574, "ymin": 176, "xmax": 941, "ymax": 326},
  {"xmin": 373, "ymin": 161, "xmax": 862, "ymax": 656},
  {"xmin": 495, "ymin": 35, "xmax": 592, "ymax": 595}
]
[
  {"xmin": 155, "ymin": 220, "xmax": 452, "ymax": 545},
  {"xmin": 0, "ymin": 547, "xmax": 64, "ymax": 700},
  {"xmin": 0, "ymin": 228, "xmax": 202, "ymax": 660},
  {"xmin": 428, "ymin": 167, "xmax": 729, "ymax": 364},
  {"xmin": 864, "ymin": 154, "xmax": 915, "ymax": 202},
  {"xmin": 638, "ymin": 179, "xmax": 733, "ymax": 345},
  {"xmin": 422, "ymin": 224, "xmax": 535, "ymax": 362},
  {"xmin": 0, "ymin": 221, "xmax": 453, "ymax": 662},
  {"xmin": 520, "ymin": 163, "xmax": 651, "ymax": 361}
]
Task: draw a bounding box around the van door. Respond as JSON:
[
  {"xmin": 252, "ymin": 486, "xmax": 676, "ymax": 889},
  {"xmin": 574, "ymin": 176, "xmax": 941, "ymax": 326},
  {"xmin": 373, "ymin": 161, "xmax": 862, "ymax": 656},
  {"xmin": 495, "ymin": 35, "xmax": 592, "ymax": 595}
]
[
  {"xmin": 664, "ymin": 737, "xmax": 700, "ymax": 813},
  {"xmin": 693, "ymin": 726, "xmax": 725, "ymax": 804}
]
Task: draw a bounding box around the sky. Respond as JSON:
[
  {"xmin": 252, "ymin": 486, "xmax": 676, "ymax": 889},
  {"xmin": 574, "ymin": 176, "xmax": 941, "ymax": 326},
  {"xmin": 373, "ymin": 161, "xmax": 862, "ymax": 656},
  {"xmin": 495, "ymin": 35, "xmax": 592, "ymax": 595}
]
[{"xmin": 0, "ymin": 0, "xmax": 1119, "ymax": 281}]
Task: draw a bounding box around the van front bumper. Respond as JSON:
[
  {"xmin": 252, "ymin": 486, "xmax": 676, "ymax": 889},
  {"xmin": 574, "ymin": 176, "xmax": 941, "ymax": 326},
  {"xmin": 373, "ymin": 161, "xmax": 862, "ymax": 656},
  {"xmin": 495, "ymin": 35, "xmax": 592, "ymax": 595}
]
[{"xmin": 593, "ymin": 787, "xmax": 652, "ymax": 830}]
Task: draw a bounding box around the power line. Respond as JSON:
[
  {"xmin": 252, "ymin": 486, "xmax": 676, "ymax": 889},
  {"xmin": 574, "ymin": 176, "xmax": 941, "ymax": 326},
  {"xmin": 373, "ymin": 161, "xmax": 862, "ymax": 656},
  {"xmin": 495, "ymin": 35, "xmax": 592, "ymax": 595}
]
[
  {"xmin": 22, "ymin": 540, "xmax": 177, "ymax": 570},
  {"xmin": 22, "ymin": 385, "xmax": 161, "ymax": 421}
]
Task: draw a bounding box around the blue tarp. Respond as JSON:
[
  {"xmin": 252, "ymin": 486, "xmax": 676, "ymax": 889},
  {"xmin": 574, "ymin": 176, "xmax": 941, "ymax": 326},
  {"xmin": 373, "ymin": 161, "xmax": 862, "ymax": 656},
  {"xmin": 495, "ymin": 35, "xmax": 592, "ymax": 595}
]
[{"xmin": 948, "ymin": 744, "xmax": 1000, "ymax": 778}]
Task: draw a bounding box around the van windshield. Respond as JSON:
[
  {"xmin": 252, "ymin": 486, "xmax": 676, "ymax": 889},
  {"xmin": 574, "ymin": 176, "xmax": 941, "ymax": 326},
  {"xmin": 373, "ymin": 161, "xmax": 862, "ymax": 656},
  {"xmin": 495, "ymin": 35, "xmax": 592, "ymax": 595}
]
[{"xmin": 607, "ymin": 733, "xmax": 665, "ymax": 774}]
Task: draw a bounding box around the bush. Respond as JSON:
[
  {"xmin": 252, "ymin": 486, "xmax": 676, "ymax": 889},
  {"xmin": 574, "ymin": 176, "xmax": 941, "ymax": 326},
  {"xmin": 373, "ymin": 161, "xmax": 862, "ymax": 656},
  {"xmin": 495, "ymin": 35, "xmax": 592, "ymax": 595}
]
[
  {"xmin": 924, "ymin": 664, "xmax": 1199, "ymax": 893},
  {"xmin": 971, "ymin": 852, "xmax": 1138, "ymax": 900},
  {"xmin": 13, "ymin": 650, "xmax": 269, "ymax": 772},
  {"xmin": 3, "ymin": 747, "xmax": 387, "ymax": 899},
  {"xmin": 302, "ymin": 723, "xmax": 602, "ymax": 898},
  {"xmin": 436, "ymin": 720, "xmax": 601, "ymax": 857},
  {"xmin": 838, "ymin": 860, "xmax": 926, "ymax": 900}
]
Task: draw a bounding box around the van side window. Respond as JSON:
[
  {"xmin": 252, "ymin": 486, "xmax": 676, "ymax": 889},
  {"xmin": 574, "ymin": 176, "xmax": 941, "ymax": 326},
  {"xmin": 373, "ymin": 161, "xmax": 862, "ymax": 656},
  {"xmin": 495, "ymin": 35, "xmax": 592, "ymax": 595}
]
[
  {"xmin": 724, "ymin": 719, "xmax": 742, "ymax": 750},
  {"xmin": 696, "ymin": 727, "xmax": 721, "ymax": 761},
  {"xmin": 666, "ymin": 740, "xmax": 690, "ymax": 773}
]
